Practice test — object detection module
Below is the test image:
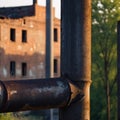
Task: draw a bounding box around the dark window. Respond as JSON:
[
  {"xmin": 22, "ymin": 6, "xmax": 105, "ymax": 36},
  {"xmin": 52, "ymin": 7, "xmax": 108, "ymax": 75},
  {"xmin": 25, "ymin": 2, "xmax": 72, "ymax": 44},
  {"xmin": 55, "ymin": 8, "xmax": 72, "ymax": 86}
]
[
  {"xmin": 10, "ymin": 61, "xmax": 16, "ymax": 76},
  {"xmin": 54, "ymin": 28, "xmax": 58, "ymax": 42},
  {"xmin": 10, "ymin": 28, "xmax": 15, "ymax": 41},
  {"xmin": 23, "ymin": 19, "xmax": 26, "ymax": 24},
  {"xmin": 54, "ymin": 59, "xmax": 58, "ymax": 73},
  {"xmin": 22, "ymin": 30, "xmax": 27, "ymax": 42},
  {"xmin": 22, "ymin": 62, "xmax": 27, "ymax": 76}
]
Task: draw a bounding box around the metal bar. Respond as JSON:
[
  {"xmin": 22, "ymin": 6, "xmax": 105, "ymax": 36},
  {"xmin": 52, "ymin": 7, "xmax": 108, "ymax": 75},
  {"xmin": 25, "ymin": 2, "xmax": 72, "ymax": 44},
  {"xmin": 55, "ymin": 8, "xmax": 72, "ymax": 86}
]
[
  {"xmin": 46, "ymin": 0, "xmax": 54, "ymax": 78},
  {"xmin": 0, "ymin": 78, "xmax": 81, "ymax": 113},
  {"xmin": 117, "ymin": 21, "xmax": 120, "ymax": 120},
  {"xmin": 60, "ymin": 0, "xmax": 91, "ymax": 119},
  {"xmin": 0, "ymin": 78, "xmax": 70, "ymax": 113},
  {"xmin": 46, "ymin": 1, "xmax": 54, "ymax": 119}
]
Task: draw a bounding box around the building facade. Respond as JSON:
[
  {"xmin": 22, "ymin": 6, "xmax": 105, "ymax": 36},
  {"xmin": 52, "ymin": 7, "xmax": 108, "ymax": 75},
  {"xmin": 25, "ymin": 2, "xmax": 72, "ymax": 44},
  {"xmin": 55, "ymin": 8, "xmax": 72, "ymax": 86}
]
[{"xmin": 0, "ymin": 0, "xmax": 60, "ymax": 80}]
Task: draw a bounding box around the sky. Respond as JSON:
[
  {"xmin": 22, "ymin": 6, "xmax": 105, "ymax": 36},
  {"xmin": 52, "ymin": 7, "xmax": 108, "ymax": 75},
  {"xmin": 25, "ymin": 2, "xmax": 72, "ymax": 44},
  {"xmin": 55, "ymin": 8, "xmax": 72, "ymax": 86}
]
[{"xmin": 0, "ymin": 0, "xmax": 61, "ymax": 18}]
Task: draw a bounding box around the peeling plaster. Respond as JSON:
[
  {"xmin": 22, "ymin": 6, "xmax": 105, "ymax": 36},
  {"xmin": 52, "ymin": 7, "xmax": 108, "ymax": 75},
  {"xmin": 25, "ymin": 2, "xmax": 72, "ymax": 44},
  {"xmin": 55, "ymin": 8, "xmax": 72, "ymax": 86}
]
[
  {"xmin": 17, "ymin": 45, "xmax": 22, "ymax": 50},
  {"xmin": 30, "ymin": 48, "xmax": 33, "ymax": 51},
  {"xmin": 30, "ymin": 24, "xmax": 34, "ymax": 28},
  {"xmin": 40, "ymin": 51, "xmax": 44, "ymax": 55},
  {"xmin": 38, "ymin": 62, "xmax": 44, "ymax": 69},
  {"xmin": 16, "ymin": 69, "xmax": 21, "ymax": 76},
  {"xmin": 29, "ymin": 70, "xmax": 35, "ymax": 77},
  {"xmin": 33, "ymin": 45, "xmax": 36, "ymax": 50},
  {"xmin": 2, "ymin": 68, "xmax": 7, "ymax": 77}
]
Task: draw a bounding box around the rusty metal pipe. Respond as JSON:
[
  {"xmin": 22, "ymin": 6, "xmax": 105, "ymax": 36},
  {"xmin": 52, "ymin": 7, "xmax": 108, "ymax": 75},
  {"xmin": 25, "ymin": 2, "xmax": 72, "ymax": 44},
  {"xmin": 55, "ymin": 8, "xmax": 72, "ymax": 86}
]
[
  {"xmin": 0, "ymin": 78, "xmax": 81, "ymax": 113},
  {"xmin": 60, "ymin": 0, "xmax": 91, "ymax": 119},
  {"xmin": 0, "ymin": 78, "xmax": 71, "ymax": 113}
]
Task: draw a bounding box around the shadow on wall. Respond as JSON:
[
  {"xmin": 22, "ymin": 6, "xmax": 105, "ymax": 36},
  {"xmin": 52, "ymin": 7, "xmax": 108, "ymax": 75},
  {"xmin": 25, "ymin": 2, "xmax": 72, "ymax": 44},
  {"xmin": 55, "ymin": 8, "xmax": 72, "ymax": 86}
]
[{"xmin": 0, "ymin": 47, "xmax": 45, "ymax": 80}]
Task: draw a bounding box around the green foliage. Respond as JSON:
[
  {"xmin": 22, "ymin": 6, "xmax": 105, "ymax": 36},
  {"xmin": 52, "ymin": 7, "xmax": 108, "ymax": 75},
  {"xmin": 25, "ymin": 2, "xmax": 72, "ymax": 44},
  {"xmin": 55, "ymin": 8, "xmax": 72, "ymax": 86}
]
[
  {"xmin": 0, "ymin": 113, "xmax": 44, "ymax": 120},
  {"xmin": 0, "ymin": 113, "xmax": 15, "ymax": 120},
  {"xmin": 91, "ymin": 0, "xmax": 120, "ymax": 119}
]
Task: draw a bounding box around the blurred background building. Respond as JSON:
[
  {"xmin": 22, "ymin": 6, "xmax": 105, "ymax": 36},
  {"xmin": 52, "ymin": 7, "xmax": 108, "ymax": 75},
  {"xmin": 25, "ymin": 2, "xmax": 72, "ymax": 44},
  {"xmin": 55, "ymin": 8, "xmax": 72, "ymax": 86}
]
[{"xmin": 0, "ymin": 0, "xmax": 60, "ymax": 81}]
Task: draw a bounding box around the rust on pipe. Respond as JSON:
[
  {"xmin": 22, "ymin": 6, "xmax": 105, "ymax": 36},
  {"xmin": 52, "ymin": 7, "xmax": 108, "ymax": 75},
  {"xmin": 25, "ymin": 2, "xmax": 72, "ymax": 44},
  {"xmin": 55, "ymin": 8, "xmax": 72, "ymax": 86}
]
[{"xmin": 0, "ymin": 78, "xmax": 81, "ymax": 113}]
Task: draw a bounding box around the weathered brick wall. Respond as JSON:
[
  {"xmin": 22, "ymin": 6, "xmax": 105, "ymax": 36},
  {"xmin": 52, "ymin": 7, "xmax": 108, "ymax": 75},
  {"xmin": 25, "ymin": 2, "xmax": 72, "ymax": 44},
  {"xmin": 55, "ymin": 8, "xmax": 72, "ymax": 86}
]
[
  {"xmin": 0, "ymin": 18, "xmax": 46, "ymax": 80},
  {"xmin": 0, "ymin": 4, "xmax": 60, "ymax": 80}
]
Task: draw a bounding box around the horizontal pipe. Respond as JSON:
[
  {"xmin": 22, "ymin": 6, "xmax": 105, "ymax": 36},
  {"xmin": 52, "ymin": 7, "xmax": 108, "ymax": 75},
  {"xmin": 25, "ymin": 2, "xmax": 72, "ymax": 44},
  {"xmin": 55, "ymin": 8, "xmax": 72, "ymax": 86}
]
[{"xmin": 0, "ymin": 78, "xmax": 72, "ymax": 113}]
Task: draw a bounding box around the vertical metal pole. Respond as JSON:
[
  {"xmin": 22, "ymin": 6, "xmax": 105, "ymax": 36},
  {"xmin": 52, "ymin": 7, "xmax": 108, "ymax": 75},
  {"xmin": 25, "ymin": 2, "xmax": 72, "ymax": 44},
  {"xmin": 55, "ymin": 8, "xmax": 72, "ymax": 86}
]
[
  {"xmin": 33, "ymin": 0, "xmax": 38, "ymax": 4},
  {"xmin": 50, "ymin": 108, "xmax": 54, "ymax": 120},
  {"xmin": 46, "ymin": 1, "xmax": 54, "ymax": 119},
  {"xmin": 46, "ymin": 0, "xmax": 54, "ymax": 78},
  {"xmin": 60, "ymin": 0, "xmax": 91, "ymax": 120},
  {"xmin": 117, "ymin": 21, "xmax": 120, "ymax": 120}
]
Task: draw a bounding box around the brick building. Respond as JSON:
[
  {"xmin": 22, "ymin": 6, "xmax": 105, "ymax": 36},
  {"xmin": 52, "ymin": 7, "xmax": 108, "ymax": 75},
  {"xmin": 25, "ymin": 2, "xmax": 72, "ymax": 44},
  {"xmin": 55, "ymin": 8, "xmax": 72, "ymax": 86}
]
[{"xmin": 0, "ymin": 0, "xmax": 60, "ymax": 80}]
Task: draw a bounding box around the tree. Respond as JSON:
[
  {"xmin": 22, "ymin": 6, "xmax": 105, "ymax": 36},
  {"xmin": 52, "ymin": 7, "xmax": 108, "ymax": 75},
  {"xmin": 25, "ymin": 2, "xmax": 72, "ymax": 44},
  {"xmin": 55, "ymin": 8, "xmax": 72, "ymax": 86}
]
[{"xmin": 92, "ymin": 0, "xmax": 120, "ymax": 119}]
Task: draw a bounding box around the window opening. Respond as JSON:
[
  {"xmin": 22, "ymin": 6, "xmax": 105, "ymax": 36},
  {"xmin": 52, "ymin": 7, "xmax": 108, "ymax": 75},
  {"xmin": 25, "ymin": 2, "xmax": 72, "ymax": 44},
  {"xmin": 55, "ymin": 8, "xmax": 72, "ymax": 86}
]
[
  {"xmin": 10, "ymin": 28, "xmax": 15, "ymax": 41},
  {"xmin": 54, "ymin": 28, "xmax": 58, "ymax": 42},
  {"xmin": 10, "ymin": 61, "xmax": 16, "ymax": 76},
  {"xmin": 54, "ymin": 59, "xmax": 58, "ymax": 73},
  {"xmin": 22, "ymin": 30, "xmax": 27, "ymax": 42},
  {"xmin": 22, "ymin": 62, "xmax": 27, "ymax": 76}
]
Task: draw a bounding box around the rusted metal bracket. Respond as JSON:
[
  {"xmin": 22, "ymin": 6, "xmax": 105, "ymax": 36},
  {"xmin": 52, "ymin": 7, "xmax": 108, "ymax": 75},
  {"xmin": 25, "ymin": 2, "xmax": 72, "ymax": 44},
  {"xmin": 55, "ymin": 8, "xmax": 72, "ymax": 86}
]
[
  {"xmin": 66, "ymin": 80, "xmax": 84, "ymax": 106},
  {"xmin": 0, "ymin": 77, "xmax": 83, "ymax": 113}
]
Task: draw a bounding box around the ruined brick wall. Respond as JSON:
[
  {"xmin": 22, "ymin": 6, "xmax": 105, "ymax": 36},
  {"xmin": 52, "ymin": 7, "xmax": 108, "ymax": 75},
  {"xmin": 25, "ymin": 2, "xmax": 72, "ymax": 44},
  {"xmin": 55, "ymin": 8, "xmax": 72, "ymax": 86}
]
[
  {"xmin": 0, "ymin": 18, "xmax": 46, "ymax": 80},
  {"xmin": 0, "ymin": 4, "xmax": 60, "ymax": 80}
]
